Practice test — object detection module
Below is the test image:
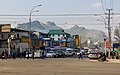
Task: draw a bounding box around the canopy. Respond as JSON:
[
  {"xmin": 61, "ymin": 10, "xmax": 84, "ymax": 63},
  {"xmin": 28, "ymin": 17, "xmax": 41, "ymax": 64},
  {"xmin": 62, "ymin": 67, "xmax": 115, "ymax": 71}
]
[{"xmin": 113, "ymin": 50, "xmax": 120, "ymax": 53}]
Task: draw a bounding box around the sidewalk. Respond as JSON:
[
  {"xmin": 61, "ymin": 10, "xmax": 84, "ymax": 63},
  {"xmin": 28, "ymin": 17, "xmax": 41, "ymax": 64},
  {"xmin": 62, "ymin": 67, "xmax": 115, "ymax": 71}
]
[
  {"xmin": 107, "ymin": 59, "xmax": 120, "ymax": 63},
  {"xmin": 88, "ymin": 58, "xmax": 120, "ymax": 63}
]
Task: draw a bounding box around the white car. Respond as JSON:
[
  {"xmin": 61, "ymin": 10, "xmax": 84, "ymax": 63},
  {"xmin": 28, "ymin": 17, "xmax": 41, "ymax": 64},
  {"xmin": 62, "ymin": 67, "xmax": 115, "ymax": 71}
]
[
  {"xmin": 88, "ymin": 52, "xmax": 101, "ymax": 59},
  {"xmin": 26, "ymin": 52, "xmax": 32, "ymax": 58},
  {"xmin": 46, "ymin": 51, "xmax": 56, "ymax": 58}
]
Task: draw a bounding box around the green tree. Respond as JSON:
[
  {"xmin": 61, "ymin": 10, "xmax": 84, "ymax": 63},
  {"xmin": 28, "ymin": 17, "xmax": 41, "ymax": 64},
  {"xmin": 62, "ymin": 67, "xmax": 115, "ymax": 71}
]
[{"xmin": 114, "ymin": 24, "xmax": 120, "ymax": 43}]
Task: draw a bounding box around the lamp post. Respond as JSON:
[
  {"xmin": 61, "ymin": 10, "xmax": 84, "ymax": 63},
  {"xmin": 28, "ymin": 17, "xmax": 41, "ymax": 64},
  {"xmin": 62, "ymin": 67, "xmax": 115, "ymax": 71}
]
[
  {"xmin": 28, "ymin": 5, "xmax": 42, "ymax": 52},
  {"xmin": 7, "ymin": 37, "xmax": 11, "ymax": 57},
  {"xmin": 95, "ymin": 14, "xmax": 107, "ymax": 55}
]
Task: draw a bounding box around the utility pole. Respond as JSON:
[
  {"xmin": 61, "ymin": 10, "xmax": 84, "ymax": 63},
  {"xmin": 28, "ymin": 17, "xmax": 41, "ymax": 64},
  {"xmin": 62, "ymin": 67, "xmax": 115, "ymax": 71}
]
[{"xmin": 106, "ymin": 8, "xmax": 112, "ymax": 58}]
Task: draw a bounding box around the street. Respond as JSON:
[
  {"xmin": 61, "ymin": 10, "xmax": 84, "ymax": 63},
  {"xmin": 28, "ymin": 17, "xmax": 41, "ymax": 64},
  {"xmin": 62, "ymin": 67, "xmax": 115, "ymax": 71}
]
[{"xmin": 0, "ymin": 58, "xmax": 120, "ymax": 75}]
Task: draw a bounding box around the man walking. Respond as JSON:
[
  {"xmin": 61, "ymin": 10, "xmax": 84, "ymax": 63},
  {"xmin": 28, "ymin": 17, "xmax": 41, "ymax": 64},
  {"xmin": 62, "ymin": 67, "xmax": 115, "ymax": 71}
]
[{"xmin": 78, "ymin": 52, "xmax": 83, "ymax": 59}]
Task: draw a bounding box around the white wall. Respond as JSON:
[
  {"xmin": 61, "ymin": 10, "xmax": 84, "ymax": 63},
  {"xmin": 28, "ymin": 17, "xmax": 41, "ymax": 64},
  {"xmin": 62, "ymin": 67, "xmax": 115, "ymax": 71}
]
[{"xmin": 51, "ymin": 34, "xmax": 66, "ymax": 41}]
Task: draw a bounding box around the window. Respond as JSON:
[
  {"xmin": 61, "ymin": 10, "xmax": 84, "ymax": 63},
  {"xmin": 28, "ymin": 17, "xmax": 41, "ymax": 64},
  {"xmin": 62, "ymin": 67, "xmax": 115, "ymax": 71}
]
[
  {"xmin": 52, "ymin": 38, "xmax": 54, "ymax": 40},
  {"xmin": 58, "ymin": 38, "xmax": 60, "ymax": 40},
  {"xmin": 58, "ymin": 34, "xmax": 60, "ymax": 36},
  {"xmin": 17, "ymin": 34, "xmax": 19, "ymax": 38},
  {"xmin": 8, "ymin": 34, "xmax": 11, "ymax": 37},
  {"xmin": 1, "ymin": 34, "xmax": 3, "ymax": 39},
  {"xmin": 52, "ymin": 34, "xmax": 54, "ymax": 37}
]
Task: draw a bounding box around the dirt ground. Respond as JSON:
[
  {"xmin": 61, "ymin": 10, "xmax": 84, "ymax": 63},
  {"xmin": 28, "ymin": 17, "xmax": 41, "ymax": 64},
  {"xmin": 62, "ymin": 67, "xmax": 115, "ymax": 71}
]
[{"xmin": 0, "ymin": 58, "xmax": 120, "ymax": 75}]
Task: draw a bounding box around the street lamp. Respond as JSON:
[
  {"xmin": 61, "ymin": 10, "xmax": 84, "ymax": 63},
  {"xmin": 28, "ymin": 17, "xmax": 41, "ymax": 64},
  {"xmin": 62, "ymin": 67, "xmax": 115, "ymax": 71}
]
[
  {"xmin": 95, "ymin": 14, "xmax": 107, "ymax": 55},
  {"xmin": 28, "ymin": 5, "xmax": 42, "ymax": 52}
]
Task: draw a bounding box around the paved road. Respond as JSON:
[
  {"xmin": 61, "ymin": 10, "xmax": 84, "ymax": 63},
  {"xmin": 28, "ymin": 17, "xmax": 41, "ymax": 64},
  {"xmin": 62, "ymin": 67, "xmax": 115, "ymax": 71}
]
[
  {"xmin": 0, "ymin": 58, "xmax": 120, "ymax": 75},
  {"xmin": 67, "ymin": 54, "xmax": 88, "ymax": 58}
]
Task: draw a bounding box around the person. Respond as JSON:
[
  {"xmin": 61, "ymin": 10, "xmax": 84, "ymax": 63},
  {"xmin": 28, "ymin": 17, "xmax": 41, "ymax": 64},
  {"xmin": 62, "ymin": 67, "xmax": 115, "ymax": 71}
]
[
  {"xmin": 12, "ymin": 50, "xmax": 16, "ymax": 59},
  {"xmin": 27, "ymin": 50, "xmax": 29, "ymax": 59},
  {"xmin": 5, "ymin": 49, "xmax": 8, "ymax": 59},
  {"xmin": 41, "ymin": 50, "xmax": 45, "ymax": 59},
  {"xmin": 98, "ymin": 52, "xmax": 107, "ymax": 62},
  {"xmin": 78, "ymin": 52, "xmax": 83, "ymax": 59},
  {"xmin": 2, "ymin": 51, "xmax": 5, "ymax": 60},
  {"xmin": 22, "ymin": 51, "xmax": 26, "ymax": 58},
  {"xmin": 32, "ymin": 50, "xmax": 35, "ymax": 59}
]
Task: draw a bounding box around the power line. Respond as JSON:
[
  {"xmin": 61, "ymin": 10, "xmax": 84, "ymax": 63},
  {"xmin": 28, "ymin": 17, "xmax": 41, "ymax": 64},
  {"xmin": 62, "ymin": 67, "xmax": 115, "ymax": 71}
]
[
  {"xmin": 0, "ymin": 13, "xmax": 120, "ymax": 17},
  {"xmin": 101, "ymin": 0, "xmax": 106, "ymax": 14},
  {"xmin": 0, "ymin": 13, "xmax": 105, "ymax": 17}
]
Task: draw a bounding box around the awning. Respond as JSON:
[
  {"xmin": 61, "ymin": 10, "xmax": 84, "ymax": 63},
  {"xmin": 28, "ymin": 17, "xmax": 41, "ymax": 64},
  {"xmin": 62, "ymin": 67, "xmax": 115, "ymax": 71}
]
[{"xmin": 113, "ymin": 50, "xmax": 120, "ymax": 53}]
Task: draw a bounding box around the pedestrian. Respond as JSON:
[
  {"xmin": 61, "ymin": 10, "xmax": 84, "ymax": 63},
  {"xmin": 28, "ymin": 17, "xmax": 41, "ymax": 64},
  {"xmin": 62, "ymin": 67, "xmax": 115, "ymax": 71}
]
[
  {"xmin": 2, "ymin": 51, "xmax": 5, "ymax": 60},
  {"xmin": 27, "ymin": 50, "xmax": 29, "ymax": 59},
  {"xmin": 78, "ymin": 52, "xmax": 83, "ymax": 59},
  {"xmin": 5, "ymin": 49, "xmax": 8, "ymax": 59},
  {"xmin": 12, "ymin": 50, "xmax": 16, "ymax": 59},
  {"xmin": 41, "ymin": 50, "xmax": 44, "ymax": 59},
  {"xmin": 23, "ymin": 51, "xmax": 26, "ymax": 58},
  {"xmin": 32, "ymin": 50, "xmax": 35, "ymax": 59}
]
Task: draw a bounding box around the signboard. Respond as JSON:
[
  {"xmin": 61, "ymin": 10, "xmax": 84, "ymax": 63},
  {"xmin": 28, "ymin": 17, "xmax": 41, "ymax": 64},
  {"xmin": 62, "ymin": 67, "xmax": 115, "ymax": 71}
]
[
  {"xmin": 0, "ymin": 24, "xmax": 11, "ymax": 32},
  {"xmin": 106, "ymin": 41, "xmax": 109, "ymax": 48}
]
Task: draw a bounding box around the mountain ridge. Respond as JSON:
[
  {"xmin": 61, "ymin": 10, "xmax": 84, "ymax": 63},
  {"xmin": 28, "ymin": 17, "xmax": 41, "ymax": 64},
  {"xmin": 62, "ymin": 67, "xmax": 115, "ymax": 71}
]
[{"xmin": 17, "ymin": 21, "xmax": 106, "ymax": 43}]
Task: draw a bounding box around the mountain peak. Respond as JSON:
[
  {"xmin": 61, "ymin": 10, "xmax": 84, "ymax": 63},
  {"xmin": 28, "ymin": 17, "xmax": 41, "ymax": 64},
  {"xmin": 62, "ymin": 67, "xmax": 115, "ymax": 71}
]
[
  {"xmin": 46, "ymin": 21, "xmax": 56, "ymax": 26},
  {"xmin": 72, "ymin": 25, "xmax": 79, "ymax": 28},
  {"xmin": 71, "ymin": 25, "xmax": 85, "ymax": 30}
]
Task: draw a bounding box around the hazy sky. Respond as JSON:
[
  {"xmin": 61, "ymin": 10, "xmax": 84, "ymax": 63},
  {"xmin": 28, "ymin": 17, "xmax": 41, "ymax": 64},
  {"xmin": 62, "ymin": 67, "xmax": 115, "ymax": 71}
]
[{"xmin": 0, "ymin": 0, "xmax": 120, "ymax": 33}]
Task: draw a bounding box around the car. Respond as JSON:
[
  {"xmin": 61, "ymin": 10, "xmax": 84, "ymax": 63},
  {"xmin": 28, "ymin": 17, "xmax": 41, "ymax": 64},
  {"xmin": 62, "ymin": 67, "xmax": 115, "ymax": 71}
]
[
  {"xmin": 55, "ymin": 50, "xmax": 65, "ymax": 58},
  {"xmin": 76, "ymin": 51, "xmax": 85, "ymax": 56},
  {"xmin": 88, "ymin": 52, "xmax": 101, "ymax": 59},
  {"xmin": 46, "ymin": 51, "xmax": 56, "ymax": 58},
  {"xmin": 26, "ymin": 52, "xmax": 32, "ymax": 58},
  {"xmin": 65, "ymin": 50, "xmax": 74, "ymax": 56}
]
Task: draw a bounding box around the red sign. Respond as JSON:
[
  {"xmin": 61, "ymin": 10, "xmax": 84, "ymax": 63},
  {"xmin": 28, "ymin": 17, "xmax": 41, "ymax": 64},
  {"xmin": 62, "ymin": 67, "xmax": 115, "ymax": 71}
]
[{"xmin": 106, "ymin": 41, "xmax": 109, "ymax": 48}]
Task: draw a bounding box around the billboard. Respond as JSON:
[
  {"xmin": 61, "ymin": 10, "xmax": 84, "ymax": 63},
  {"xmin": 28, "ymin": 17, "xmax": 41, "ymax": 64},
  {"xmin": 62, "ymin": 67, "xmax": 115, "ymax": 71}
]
[
  {"xmin": 0, "ymin": 24, "xmax": 11, "ymax": 32},
  {"xmin": 73, "ymin": 35, "xmax": 81, "ymax": 48},
  {"xmin": 106, "ymin": 41, "xmax": 109, "ymax": 49}
]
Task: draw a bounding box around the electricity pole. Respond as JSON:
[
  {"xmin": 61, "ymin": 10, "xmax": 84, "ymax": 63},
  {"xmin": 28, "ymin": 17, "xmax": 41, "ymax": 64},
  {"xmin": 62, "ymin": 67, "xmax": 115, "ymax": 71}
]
[{"xmin": 107, "ymin": 8, "xmax": 112, "ymax": 58}]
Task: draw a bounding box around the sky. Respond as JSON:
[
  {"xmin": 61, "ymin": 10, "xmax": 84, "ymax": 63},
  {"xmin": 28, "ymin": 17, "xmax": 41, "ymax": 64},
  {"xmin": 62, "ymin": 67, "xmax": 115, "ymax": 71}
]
[{"xmin": 0, "ymin": 0, "xmax": 120, "ymax": 34}]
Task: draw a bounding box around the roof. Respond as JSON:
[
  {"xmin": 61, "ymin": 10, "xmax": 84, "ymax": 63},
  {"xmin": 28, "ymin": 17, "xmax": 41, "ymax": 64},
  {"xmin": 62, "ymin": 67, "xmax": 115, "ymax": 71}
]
[
  {"xmin": 11, "ymin": 28, "xmax": 29, "ymax": 32},
  {"xmin": 48, "ymin": 29, "xmax": 70, "ymax": 35}
]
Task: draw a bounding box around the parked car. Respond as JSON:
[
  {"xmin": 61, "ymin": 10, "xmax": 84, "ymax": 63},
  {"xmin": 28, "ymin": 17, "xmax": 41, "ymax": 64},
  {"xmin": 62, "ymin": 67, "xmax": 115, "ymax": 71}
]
[
  {"xmin": 26, "ymin": 52, "xmax": 32, "ymax": 58},
  {"xmin": 65, "ymin": 50, "xmax": 74, "ymax": 56},
  {"xmin": 88, "ymin": 52, "xmax": 101, "ymax": 59},
  {"xmin": 55, "ymin": 50, "xmax": 65, "ymax": 58},
  {"xmin": 46, "ymin": 51, "xmax": 56, "ymax": 58},
  {"xmin": 34, "ymin": 50, "xmax": 41, "ymax": 58},
  {"xmin": 76, "ymin": 50, "xmax": 85, "ymax": 56}
]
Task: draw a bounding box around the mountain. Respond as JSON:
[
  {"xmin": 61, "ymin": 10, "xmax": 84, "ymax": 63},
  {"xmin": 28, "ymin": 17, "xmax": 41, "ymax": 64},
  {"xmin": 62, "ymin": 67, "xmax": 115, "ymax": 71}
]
[
  {"xmin": 17, "ymin": 21, "xmax": 61, "ymax": 30},
  {"xmin": 17, "ymin": 21, "xmax": 45, "ymax": 30},
  {"xmin": 64, "ymin": 25, "xmax": 106, "ymax": 43},
  {"xmin": 42, "ymin": 21, "xmax": 62, "ymax": 30},
  {"xmin": 17, "ymin": 21, "xmax": 106, "ymax": 43}
]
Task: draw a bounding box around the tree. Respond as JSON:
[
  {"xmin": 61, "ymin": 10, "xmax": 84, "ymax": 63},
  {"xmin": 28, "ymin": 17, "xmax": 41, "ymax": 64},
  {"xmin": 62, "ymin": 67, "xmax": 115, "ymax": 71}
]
[{"xmin": 114, "ymin": 24, "xmax": 120, "ymax": 43}]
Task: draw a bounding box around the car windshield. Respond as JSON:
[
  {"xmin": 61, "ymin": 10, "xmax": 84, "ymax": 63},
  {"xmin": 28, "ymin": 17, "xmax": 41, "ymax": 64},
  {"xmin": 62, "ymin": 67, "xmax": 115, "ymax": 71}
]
[
  {"xmin": 56, "ymin": 51, "xmax": 63, "ymax": 53},
  {"xmin": 48, "ymin": 51, "xmax": 54, "ymax": 53}
]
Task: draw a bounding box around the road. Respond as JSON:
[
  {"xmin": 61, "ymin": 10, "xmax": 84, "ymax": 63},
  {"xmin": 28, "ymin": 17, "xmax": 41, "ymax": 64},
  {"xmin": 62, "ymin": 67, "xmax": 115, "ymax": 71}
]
[
  {"xmin": 67, "ymin": 54, "xmax": 88, "ymax": 58},
  {"xmin": 0, "ymin": 58, "xmax": 120, "ymax": 75}
]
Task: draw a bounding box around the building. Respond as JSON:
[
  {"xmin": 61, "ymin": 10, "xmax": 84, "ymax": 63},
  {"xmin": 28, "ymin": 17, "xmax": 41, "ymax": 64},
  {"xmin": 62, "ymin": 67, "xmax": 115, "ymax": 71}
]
[
  {"xmin": 48, "ymin": 29, "xmax": 70, "ymax": 47},
  {"xmin": 0, "ymin": 25, "xmax": 29, "ymax": 55}
]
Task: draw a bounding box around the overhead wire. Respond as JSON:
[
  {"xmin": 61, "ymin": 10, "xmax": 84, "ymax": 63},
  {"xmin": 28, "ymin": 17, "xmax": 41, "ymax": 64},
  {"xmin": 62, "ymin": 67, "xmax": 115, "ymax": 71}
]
[{"xmin": 100, "ymin": 0, "xmax": 106, "ymax": 14}]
